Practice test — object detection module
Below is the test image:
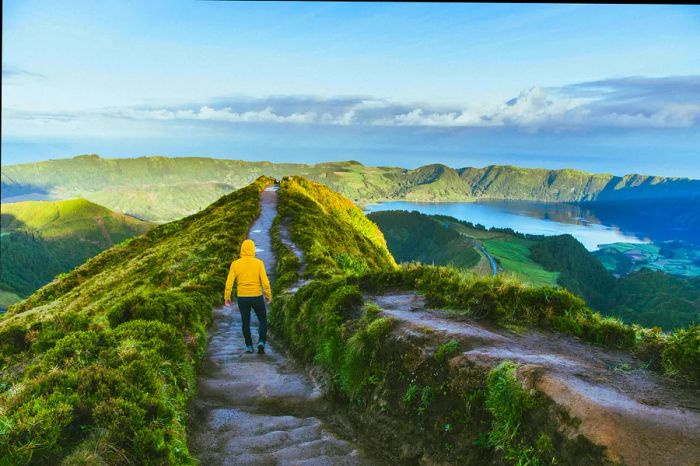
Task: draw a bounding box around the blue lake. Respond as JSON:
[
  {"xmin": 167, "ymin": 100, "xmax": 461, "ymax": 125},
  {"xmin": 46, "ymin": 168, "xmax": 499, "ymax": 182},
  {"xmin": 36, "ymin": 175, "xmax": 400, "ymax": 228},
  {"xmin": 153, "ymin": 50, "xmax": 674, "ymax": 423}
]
[{"xmin": 363, "ymin": 200, "xmax": 670, "ymax": 251}]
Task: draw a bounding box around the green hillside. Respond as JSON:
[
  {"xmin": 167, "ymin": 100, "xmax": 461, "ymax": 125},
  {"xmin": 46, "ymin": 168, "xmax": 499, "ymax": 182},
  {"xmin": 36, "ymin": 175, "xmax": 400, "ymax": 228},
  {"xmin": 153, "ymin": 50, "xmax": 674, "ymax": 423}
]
[
  {"xmin": 1, "ymin": 198, "xmax": 150, "ymax": 240},
  {"xmin": 271, "ymin": 178, "xmax": 696, "ymax": 379},
  {"xmin": 530, "ymin": 234, "xmax": 616, "ymax": 311},
  {"xmin": 0, "ymin": 177, "xmax": 272, "ymax": 464},
  {"xmin": 3, "ymin": 154, "xmax": 697, "ymax": 222},
  {"xmin": 368, "ymin": 210, "xmax": 481, "ymax": 269},
  {"xmin": 371, "ymin": 211, "xmax": 699, "ymax": 331},
  {"xmin": 1, "ymin": 176, "xmax": 696, "ymax": 465},
  {"xmin": 424, "ymin": 215, "xmax": 560, "ymax": 287},
  {"xmin": 276, "ymin": 176, "xmax": 397, "ymax": 279},
  {"xmin": 529, "ymin": 235, "xmax": 699, "ymax": 330},
  {"xmin": 609, "ymin": 269, "xmax": 700, "ymax": 330},
  {"xmin": 269, "ymin": 177, "xmax": 699, "ymax": 465},
  {"xmin": 1, "ymin": 199, "xmax": 152, "ymax": 307}
]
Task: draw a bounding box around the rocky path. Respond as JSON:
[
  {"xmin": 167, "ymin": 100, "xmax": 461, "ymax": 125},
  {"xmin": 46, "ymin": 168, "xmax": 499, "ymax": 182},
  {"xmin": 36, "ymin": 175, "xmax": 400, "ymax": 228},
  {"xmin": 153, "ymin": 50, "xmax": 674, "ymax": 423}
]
[
  {"xmin": 368, "ymin": 291, "xmax": 700, "ymax": 466},
  {"xmin": 188, "ymin": 186, "xmax": 382, "ymax": 465}
]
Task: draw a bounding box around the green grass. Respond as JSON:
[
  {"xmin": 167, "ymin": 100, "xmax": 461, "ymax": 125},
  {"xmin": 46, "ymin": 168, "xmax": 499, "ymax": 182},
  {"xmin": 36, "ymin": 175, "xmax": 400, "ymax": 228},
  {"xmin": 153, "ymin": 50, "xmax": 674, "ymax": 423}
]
[
  {"xmin": 269, "ymin": 179, "xmax": 698, "ymax": 464},
  {"xmin": 1, "ymin": 198, "xmax": 150, "ymax": 239},
  {"xmin": 483, "ymin": 238, "xmax": 559, "ymax": 287},
  {"xmin": 1, "ymin": 199, "xmax": 153, "ymax": 299},
  {"xmin": 485, "ymin": 362, "xmax": 552, "ymax": 465},
  {"xmin": 431, "ymin": 216, "xmax": 559, "ymax": 286},
  {"xmin": 0, "ymin": 177, "xmax": 273, "ymax": 464},
  {"xmin": 276, "ymin": 176, "xmax": 397, "ymax": 279},
  {"xmin": 368, "ymin": 210, "xmax": 480, "ymax": 270}
]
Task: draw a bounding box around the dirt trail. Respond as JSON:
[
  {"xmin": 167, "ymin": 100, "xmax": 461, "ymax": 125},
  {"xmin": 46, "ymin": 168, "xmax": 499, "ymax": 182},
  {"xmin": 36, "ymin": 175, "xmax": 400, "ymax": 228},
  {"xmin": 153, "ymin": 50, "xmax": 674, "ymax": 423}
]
[
  {"xmin": 369, "ymin": 292, "xmax": 700, "ymax": 466},
  {"xmin": 277, "ymin": 217, "xmax": 312, "ymax": 293},
  {"xmin": 188, "ymin": 186, "xmax": 382, "ymax": 465}
]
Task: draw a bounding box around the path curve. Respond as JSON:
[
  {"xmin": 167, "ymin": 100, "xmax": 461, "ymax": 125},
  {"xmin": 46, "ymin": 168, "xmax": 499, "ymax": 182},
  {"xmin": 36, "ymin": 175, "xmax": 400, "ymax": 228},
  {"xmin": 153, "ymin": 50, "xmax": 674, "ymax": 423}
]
[
  {"xmin": 477, "ymin": 244, "xmax": 498, "ymax": 277},
  {"xmin": 188, "ymin": 185, "xmax": 382, "ymax": 465}
]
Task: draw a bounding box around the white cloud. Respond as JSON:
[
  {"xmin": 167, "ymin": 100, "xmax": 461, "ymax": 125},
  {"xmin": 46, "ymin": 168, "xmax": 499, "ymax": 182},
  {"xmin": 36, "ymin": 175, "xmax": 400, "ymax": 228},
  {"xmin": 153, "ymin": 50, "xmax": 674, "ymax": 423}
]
[{"xmin": 6, "ymin": 76, "xmax": 699, "ymax": 132}]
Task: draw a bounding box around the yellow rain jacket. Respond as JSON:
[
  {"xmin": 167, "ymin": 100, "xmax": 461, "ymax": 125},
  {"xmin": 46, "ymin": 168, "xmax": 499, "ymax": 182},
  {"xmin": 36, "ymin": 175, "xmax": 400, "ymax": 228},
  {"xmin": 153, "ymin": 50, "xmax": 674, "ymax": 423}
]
[{"xmin": 224, "ymin": 239, "xmax": 272, "ymax": 302}]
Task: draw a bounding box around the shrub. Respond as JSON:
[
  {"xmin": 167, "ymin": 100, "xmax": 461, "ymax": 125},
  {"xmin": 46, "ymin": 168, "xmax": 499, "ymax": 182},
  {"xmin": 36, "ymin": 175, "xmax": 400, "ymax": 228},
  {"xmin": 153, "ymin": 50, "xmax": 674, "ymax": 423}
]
[
  {"xmin": 486, "ymin": 361, "xmax": 545, "ymax": 465},
  {"xmin": 435, "ymin": 339, "xmax": 459, "ymax": 363},
  {"xmin": 339, "ymin": 317, "xmax": 395, "ymax": 398},
  {"xmin": 662, "ymin": 324, "xmax": 700, "ymax": 385}
]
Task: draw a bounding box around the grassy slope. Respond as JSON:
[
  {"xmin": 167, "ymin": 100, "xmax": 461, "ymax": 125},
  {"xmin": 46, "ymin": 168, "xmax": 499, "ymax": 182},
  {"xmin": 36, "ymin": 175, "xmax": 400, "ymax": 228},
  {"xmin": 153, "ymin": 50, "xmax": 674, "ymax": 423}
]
[
  {"xmin": 609, "ymin": 269, "xmax": 700, "ymax": 330},
  {"xmin": 3, "ymin": 155, "xmax": 697, "ymax": 222},
  {"xmin": 0, "ymin": 290, "xmax": 23, "ymax": 310},
  {"xmin": 528, "ymin": 235, "xmax": 700, "ymax": 330},
  {"xmin": 435, "ymin": 216, "xmax": 559, "ymax": 287},
  {"xmin": 377, "ymin": 212, "xmax": 698, "ymax": 330},
  {"xmin": 276, "ymin": 176, "xmax": 397, "ymax": 279},
  {"xmin": 1, "ymin": 198, "xmax": 150, "ymax": 242},
  {"xmin": 482, "ymin": 239, "xmax": 559, "ymax": 287},
  {"xmin": 1, "ymin": 199, "xmax": 152, "ymax": 301},
  {"xmin": 0, "ymin": 177, "xmax": 272, "ymax": 465},
  {"xmin": 269, "ymin": 178, "xmax": 699, "ymax": 465},
  {"xmin": 271, "ymin": 179, "xmax": 697, "ymax": 379},
  {"xmin": 530, "ymin": 234, "xmax": 616, "ymax": 311},
  {"xmin": 367, "ymin": 210, "xmax": 480, "ymax": 270}
]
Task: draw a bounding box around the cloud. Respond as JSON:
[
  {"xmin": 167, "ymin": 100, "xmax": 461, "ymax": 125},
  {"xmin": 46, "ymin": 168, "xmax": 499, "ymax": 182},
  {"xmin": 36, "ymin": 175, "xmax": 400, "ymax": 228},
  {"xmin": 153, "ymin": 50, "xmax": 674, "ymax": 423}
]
[
  {"xmin": 2, "ymin": 65, "xmax": 45, "ymax": 81},
  {"xmin": 114, "ymin": 106, "xmax": 319, "ymax": 124},
  {"xmin": 5, "ymin": 75, "xmax": 699, "ymax": 132},
  {"xmin": 2, "ymin": 108, "xmax": 75, "ymax": 122}
]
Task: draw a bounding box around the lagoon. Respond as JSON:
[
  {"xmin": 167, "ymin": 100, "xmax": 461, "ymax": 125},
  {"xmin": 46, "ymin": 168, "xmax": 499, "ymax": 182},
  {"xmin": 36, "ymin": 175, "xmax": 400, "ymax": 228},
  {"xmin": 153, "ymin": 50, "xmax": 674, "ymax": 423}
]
[{"xmin": 363, "ymin": 200, "xmax": 651, "ymax": 251}]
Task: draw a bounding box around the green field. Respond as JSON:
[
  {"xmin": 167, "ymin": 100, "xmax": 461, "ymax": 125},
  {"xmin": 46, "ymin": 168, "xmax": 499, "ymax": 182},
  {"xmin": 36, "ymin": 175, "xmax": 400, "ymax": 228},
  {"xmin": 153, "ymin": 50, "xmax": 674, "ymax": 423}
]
[
  {"xmin": 594, "ymin": 242, "xmax": 700, "ymax": 277},
  {"xmin": 437, "ymin": 218, "xmax": 560, "ymax": 286},
  {"xmin": 482, "ymin": 238, "xmax": 560, "ymax": 287}
]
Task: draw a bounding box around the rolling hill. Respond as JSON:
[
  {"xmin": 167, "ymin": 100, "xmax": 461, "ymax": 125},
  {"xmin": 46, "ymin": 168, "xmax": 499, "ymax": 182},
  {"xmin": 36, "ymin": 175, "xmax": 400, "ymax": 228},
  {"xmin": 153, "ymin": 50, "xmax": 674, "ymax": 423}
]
[
  {"xmin": 0, "ymin": 177, "xmax": 271, "ymax": 464},
  {"xmin": 270, "ymin": 177, "xmax": 699, "ymax": 465},
  {"xmin": 0, "ymin": 198, "xmax": 152, "ymax": 308},
  {"xmin": 2, "ymin": 154, "xmax": 698, "ymax": 222},
  {"xmin": 1, "ymin": 176, "xmax": 697, "ymax": 465},
  {"xmin": 368, "ymin": 210, "xmax": 482, "ymax": 270}
]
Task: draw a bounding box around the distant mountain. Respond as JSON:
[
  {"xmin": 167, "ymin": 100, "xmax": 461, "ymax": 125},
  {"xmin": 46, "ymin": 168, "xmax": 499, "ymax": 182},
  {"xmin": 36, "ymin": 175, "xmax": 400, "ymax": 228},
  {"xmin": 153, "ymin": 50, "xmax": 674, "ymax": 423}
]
[
  {"xmin": 2, "ymin": 155, "xmax": 698, "ymax": 222},
  {"xmin": 0, "ymin": 198, "xmax": 152, "ymax": 307}
]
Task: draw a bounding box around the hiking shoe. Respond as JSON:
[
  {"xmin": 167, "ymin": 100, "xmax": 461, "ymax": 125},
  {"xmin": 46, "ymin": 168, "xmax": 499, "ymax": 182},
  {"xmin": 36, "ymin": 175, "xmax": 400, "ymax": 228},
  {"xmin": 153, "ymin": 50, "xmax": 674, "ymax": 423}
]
[
  {"xmin": 257, "ymin": 343, "xmax": 266, "ymax": 354},
  {"xmin": 245, "ymin": 345, "xmax": 254, "ymax": 353}
]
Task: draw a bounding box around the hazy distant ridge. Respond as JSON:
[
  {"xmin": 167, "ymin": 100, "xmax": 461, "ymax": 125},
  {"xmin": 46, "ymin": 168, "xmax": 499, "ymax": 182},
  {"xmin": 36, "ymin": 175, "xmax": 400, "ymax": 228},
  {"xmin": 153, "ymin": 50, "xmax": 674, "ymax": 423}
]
[{"xmin": 2, "ymin": 155, "xmax": 698, "ymax": 222}]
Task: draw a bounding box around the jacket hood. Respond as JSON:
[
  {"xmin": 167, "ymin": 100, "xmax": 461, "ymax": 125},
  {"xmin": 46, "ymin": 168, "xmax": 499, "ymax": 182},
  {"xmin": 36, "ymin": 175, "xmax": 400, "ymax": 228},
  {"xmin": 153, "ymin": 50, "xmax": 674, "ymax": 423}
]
[{"xmin": 240, "ymin": 239, "xmax": 256, "ymax": 257}]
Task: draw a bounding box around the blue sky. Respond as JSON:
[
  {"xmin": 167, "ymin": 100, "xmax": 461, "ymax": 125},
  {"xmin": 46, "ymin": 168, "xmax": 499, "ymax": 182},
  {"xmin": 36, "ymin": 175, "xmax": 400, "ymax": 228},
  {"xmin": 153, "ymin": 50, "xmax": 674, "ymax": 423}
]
[{"xmin": 2, "ymin": 1, "xmax": 700, "ymax": 177}]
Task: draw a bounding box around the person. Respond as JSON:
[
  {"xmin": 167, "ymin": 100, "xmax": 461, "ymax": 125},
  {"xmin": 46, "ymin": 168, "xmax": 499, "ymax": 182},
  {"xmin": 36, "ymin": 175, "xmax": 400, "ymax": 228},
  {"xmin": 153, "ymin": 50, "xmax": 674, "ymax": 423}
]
[{"xmin": 224, "ymin": 239, "xmax": 272, "ymax": 354}]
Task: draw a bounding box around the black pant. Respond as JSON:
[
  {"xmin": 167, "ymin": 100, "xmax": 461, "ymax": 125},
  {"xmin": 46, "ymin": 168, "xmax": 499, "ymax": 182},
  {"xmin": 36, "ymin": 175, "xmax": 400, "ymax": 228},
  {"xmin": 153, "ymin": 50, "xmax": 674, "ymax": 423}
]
[{"xmin": 237, "ymin": 295, "xmax": 267, "ymax": 347}]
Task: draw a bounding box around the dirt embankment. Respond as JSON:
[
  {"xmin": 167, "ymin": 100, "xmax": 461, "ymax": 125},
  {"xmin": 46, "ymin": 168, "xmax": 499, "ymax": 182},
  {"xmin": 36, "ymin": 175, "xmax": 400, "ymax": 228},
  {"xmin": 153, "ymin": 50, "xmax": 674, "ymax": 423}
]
[{"xmin": 369, "ymin": 292, "xmax": 700, "ymax": 466}]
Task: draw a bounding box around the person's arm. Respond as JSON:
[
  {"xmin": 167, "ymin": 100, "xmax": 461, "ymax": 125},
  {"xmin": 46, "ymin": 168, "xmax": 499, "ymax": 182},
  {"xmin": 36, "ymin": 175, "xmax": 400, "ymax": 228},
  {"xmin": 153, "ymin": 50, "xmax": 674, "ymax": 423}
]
[
  {"xmin": 260, "ymin": 262, "xmax": 272, "ymax": 303},
  {"xmin": 224, "ymin": 262, "xmax": 236, "ymax": 305}
]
